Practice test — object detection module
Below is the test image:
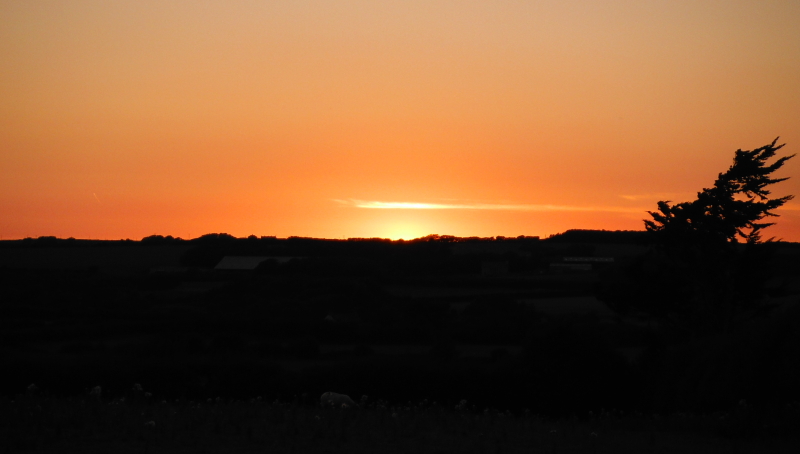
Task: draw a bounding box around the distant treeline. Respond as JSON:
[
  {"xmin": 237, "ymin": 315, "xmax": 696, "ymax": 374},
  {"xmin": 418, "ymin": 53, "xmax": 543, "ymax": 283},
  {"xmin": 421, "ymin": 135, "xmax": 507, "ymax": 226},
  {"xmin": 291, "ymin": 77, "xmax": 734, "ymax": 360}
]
[
  {"xmin": 0, "ymin": 233, "xmax": 542, "ymax": 261},
  {"xmin": 545, "ymin": 229, "xmax": 651, "ymax": 244},
  {"xmin": 2, "ymin": 230, "xmax": 649, "ymax": 248}
]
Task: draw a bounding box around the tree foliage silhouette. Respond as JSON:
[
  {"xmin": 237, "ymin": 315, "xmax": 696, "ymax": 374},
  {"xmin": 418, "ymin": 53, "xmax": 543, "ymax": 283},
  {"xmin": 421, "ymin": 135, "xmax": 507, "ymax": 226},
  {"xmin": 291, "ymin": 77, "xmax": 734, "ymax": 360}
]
[
  {"xmin": 645, "ymin": 137, "xmax": 794, "ymax": 245},
  {"xmin": 600, "ymin": 138, "xmax": 794, "ymax": 334}
]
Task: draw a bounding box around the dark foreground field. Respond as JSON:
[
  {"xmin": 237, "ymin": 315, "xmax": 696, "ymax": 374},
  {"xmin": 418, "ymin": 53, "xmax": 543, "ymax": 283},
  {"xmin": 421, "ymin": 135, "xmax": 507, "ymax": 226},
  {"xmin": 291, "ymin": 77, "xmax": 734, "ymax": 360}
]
[
  {"xmin": 3, "ymin": 234, "xmax": 800, "ymax": 452},
  {"xmin": 4, "ymin": 392, "xmax": 800, "ymax": 454}
]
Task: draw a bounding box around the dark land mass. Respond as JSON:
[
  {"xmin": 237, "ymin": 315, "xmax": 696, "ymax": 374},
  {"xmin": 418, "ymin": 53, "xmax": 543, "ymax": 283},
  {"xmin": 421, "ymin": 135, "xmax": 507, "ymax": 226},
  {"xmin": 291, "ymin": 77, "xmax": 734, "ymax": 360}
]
[{"xmin": 2, "ymin": 230, "xmax": 800, "ymax": 450}]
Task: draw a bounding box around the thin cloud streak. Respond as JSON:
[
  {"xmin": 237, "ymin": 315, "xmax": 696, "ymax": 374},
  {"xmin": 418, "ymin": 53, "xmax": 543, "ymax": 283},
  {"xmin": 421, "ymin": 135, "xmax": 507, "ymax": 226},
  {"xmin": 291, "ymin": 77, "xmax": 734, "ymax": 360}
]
[
  {"xmin": 621, "ymin": 196, "xmax": 800, "ymax": 212},
  {"xmin": 334, "ymin": 199, "xmax": 643, "ymax": 213},
  {"xmin": 619, "ymin": 192, "xmax": 694, "ymax": 202},
  {"xmin": 777, "ymin": 203, "xmax": 800, "ymax": 211}
]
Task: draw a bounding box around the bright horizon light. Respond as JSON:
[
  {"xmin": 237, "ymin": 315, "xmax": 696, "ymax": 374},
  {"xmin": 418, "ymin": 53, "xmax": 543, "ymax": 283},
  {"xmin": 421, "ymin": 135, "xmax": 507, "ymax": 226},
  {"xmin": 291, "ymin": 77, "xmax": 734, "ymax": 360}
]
[{"xmin": 336, "ymin": 199, "xmax": 647, "ymax": 213}]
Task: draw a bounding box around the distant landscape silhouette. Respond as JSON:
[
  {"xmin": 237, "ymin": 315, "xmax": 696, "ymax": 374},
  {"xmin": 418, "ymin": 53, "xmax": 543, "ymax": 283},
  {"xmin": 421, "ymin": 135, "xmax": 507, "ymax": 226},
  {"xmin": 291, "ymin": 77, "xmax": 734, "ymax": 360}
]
[{"xmin": 2, "ymin": 139, "xmax": 799, "ymax": 451}]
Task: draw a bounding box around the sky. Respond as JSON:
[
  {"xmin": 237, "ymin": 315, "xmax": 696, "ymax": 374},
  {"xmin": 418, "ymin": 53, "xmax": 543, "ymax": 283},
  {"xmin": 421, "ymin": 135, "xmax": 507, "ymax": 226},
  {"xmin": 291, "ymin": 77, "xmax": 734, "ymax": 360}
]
[{"xmin": 2, "ymin": 0, "xmax": 799, "ymax": 241}]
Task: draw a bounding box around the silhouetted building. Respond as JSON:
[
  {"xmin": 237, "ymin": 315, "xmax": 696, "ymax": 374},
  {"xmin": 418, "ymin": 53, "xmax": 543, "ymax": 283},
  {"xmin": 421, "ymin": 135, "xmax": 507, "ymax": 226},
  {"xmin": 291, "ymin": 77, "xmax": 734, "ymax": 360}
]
[
  {"xmin": 214, "ymin": 256, "xmax": 297, "ymax": 271},
  {"xmin": 549, "ymin": 263, "xmax": 592, "ymax": 273},
  {"xmin": 451, "ymin": 241, "xmax": 535, "ymax": 257},
  {"xmin": 563, "ymin": 257, "xmax": 614, "ymax": 263},
  {"xmin": 550, "ymin": 256, "xmax": 614, "ymax": 273},
  {"xmin": 481, "ymin": 260, "xmax": 509, "ymax": 276}
]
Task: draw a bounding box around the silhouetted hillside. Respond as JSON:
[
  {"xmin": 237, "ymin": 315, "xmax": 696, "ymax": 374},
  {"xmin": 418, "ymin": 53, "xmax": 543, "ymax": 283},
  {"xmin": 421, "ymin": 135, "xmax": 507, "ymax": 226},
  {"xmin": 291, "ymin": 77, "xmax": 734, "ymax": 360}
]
[
  {"xmin": 545, "ymin": 229, "xmax": 650, "ymax": 244},
  {"xmin": 2, "ymin": 232, "xmax": 800, "ymax": 422}
]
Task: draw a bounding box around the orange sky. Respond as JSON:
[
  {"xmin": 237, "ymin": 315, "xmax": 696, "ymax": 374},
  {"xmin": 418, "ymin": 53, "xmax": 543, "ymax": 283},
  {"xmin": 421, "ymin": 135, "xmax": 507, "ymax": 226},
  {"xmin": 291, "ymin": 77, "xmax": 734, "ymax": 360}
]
[{"xmin": 2, "ymin": 1, "xmax": 799, "ymax": 241}]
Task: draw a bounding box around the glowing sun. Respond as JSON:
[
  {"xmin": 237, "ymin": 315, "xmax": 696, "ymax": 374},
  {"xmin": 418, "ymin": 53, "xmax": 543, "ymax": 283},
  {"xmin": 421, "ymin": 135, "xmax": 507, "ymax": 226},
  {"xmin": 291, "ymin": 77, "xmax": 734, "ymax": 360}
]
[{"xmin": 382, "ymin": 224, "xmax": 430, "ymax": 241}]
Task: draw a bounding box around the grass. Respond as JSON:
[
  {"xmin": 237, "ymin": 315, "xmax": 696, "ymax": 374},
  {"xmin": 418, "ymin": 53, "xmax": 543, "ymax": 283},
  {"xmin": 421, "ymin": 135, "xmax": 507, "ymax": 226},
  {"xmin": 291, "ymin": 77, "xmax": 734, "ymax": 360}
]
[{"xmin": 3, "ymin": 391, "xmax": 799, "ymax": 453}]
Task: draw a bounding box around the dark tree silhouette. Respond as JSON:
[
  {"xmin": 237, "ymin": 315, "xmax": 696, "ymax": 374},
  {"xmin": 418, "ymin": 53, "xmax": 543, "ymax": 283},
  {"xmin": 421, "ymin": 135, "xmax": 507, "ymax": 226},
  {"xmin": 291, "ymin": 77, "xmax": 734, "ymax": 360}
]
[
  {"xmin": 600, "ymin": 138, "xmax": 794, "ymax": 334},
  {"xmin": 645, "ymin": 137, "xmax": 794, "ymax": 245}
]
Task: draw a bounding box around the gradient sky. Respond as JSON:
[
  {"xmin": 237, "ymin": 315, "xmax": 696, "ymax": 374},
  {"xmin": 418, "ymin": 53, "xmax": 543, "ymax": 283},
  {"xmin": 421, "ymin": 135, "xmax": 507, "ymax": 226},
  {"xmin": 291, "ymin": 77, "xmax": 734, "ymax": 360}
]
[{"xmin": 2, "ymin": 0, "xmax": 799, "ymax": 241}]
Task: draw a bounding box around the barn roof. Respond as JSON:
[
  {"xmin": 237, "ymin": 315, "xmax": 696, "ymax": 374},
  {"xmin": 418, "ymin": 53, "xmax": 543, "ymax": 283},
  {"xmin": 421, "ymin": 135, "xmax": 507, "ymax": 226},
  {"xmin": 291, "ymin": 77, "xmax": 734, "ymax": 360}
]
[{"xmin": 214, "ymin": 256, "xmax": 298, "ymax": 270}]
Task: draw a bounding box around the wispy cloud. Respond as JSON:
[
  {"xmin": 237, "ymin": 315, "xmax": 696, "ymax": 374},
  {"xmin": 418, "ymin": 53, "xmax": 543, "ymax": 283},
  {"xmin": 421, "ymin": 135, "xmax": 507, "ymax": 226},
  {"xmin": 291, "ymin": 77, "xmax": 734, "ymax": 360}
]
[
  {"xmin": 620, "ymin": 195, "xmax": 800, "ymax": 212},
  {"xmin": 619, "ymin": 192, "xmax": 694, "ymax": 202},
  {"xmin": 334, "ymin": 199, "xmax": 643, "ymax": 213},
  {"xmin": 777, "ymin": 203, "xmax": 800, "ymax": 211}
]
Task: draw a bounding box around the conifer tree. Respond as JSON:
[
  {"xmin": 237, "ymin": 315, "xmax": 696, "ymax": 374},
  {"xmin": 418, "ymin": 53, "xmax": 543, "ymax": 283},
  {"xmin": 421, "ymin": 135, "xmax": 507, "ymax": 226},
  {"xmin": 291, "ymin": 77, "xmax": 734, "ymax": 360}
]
[
  {"xmin": 600, "ymin": 138, "xmax": 794, "ymax": 334},
  {"xmin": 645, "ymin": 137, "xmax": 794, "ymax": 245}
]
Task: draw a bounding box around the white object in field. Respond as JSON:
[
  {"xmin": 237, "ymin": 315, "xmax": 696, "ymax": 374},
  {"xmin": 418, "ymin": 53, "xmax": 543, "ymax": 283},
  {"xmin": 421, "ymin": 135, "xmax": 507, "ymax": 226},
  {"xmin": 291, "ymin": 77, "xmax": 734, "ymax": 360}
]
[{"xmin": 320, "ymin": 392, "xmax": 357, "ymax": 409}]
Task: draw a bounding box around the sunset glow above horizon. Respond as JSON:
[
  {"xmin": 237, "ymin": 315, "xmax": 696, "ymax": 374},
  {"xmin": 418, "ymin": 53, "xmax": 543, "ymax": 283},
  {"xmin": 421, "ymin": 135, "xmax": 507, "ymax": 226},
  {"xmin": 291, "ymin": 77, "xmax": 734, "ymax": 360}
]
[{"xmin": 2, "ymin": 1, "xmax": 800, "ymax": 241}]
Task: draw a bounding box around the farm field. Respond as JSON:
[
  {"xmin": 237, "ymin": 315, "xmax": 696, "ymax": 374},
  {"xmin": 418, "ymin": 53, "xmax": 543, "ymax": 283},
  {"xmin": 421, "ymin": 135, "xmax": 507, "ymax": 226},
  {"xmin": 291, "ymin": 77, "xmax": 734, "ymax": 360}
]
[
  {"xmin": 518, "ymin": 296, "xmax": 616, "ymax": 318},
  {"xmin": 3, "ymin": 393, "xmax": 799, "ymax": 454},
  {"xmin": 0, "ymin": 244, "xmax": 192, "ymax": 274},
  {"xmin": 4, "ymin": 235, "xmax": 800, "ymax": 452}
]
